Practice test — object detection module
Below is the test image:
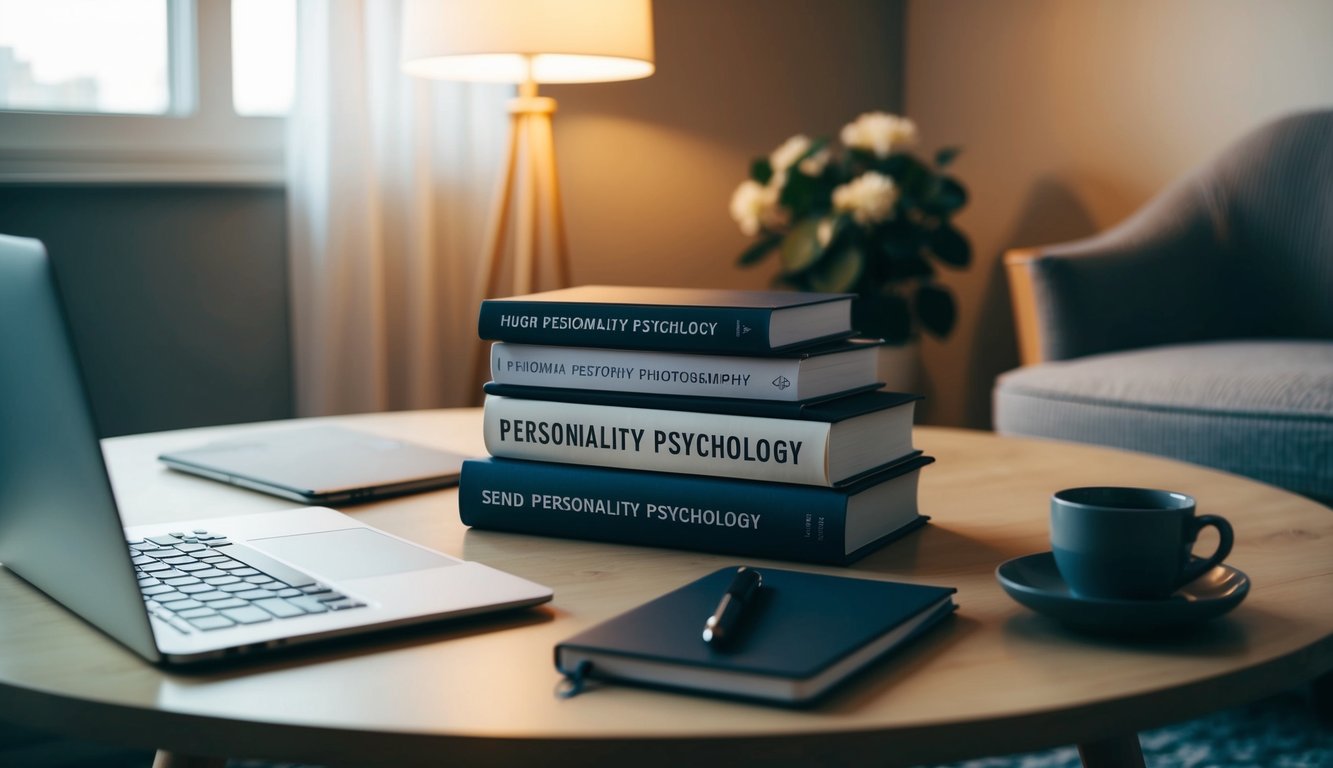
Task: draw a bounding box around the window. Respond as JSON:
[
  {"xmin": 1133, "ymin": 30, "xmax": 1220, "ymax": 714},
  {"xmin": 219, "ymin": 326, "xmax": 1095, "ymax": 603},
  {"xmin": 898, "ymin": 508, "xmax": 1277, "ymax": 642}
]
[
  {"xmin": 0, "ymin": 0, "xmax": 173, "ymax": 114},
  {"xmin": 231, "ymin": 0, "xmax": 295, "ymax": 117},
  {"xmin": 0, "ymin": 0, "xmax": 295, "ymax": 183}
]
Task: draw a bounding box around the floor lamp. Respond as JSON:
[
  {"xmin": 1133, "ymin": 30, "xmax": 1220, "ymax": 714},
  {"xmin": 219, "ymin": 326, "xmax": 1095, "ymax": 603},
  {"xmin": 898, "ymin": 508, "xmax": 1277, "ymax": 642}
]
[{"xmin": 401, "ymin": 0, "xmax": 655, "ymax": 388}]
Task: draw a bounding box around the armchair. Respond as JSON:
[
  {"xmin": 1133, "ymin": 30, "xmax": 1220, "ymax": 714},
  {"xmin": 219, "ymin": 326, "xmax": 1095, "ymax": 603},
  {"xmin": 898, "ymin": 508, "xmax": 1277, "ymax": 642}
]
[{"xmin": 995, "ymin": 110, "xmax": 1333, "ymax": 504}]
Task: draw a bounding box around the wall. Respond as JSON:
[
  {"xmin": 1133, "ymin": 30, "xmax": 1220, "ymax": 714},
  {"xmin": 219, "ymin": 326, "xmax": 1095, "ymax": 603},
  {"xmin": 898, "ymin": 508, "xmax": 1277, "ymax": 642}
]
[
  {"xmin": 0, "ymin": 186, "xmax": 292, "ymax": 437},
  {"xmin": 0, "ymin": 1, "xmax": 901, "ymax": 436},
  {"xmin": 547, "ymin": 0, "xmax": 905, "ymax": 288},
  {"xmin": 903, "ymin": 0, "xmax": 1333, "ymax": 427},
  {"xmin": 14, "ymin": 2, "xmax": 1323, "ymax": 434}
]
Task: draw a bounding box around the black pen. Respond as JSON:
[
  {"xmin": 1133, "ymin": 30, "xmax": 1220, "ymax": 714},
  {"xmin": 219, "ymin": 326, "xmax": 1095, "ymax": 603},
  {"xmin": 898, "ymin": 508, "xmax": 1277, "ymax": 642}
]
[{"xmin": 702, "ymin": 566, "xmax": 763, "ymax": 647}]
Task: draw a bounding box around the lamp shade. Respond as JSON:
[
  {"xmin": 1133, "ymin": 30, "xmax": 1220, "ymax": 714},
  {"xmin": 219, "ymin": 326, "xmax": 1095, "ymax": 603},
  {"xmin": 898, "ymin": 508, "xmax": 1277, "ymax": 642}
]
[{"xmin": 401, "ymin": 0, "xmax": 654, "ymax": 84}]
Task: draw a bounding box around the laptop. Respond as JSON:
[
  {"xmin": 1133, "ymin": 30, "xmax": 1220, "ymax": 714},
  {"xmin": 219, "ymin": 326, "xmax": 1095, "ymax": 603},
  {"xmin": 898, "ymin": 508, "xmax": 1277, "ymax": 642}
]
[
  {"xmin": 159, "ymin": 425, "xmax": 467, "ymax": 504},
  {"xmin": 0, "ymin": 234, "xmax": 553, "ymax": 664}
]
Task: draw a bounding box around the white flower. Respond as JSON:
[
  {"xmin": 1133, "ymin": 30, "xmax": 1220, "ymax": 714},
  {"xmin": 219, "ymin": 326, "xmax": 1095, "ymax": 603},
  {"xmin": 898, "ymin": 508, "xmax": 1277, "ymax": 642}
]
[
  {"xmin": 769, "ymin": 134, "xmax": 829, "ymax": 181},
  {"xmin": 840, "ymin": 112, "xmax": 918, "ymax": 158},
  {"xmin": 729, "ymin": 179, "xmax": 789, "ymax": 236},
  {"xmin": 798, "ymin": 146, "xmax": 831, "ymax": 176},
  {"xmin": 833, "ymin": 172, "xmax": 899, "ymax": 225},
  {"xmin": 769, "ymin": 134, "xmax": 812, "ymax": 173}
]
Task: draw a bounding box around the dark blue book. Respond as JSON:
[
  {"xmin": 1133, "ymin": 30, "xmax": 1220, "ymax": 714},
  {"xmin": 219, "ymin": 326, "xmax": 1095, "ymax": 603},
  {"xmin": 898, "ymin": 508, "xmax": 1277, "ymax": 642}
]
[
  {"xmin": 482, "ymin": 380, "xmax": 902, "ymax": 418},
  {"xmin": 459, "ymin": 455, "xmax": 933, "ymax": 565},
  {"xmin": 555, "ymin": 566, "xmax": 957, "ymax": 705},
  {"xmin": 478, "ymin": 286, "xmax": 855, "ymax": 353}
]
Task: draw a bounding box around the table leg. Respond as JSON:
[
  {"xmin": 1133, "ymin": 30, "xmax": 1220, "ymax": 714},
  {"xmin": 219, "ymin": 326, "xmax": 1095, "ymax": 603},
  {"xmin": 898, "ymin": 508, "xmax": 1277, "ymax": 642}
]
[
  {"xmin": 1313, "ymin": 671, "xmax": 1332, "ymax": 725},
  {"xmin": 152, "ymin": 751, "xmax": 227, "ymax": 768},
  {"xmin": 1077, "ymin": 733, "xmax": 1146, "ymax": 768}
]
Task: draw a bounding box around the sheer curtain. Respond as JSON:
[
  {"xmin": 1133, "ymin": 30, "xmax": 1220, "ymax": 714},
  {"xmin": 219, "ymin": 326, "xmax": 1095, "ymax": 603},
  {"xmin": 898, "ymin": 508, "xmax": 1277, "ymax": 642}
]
[{"xmin": 286, "ymin": 0, "xmax": 509, "ymax": 416}]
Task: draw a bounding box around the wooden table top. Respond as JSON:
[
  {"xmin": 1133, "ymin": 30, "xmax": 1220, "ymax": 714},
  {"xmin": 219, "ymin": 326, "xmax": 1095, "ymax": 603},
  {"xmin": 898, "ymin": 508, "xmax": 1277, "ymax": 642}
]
[{"xmin": 0, "ymin": 410, "xmax": 1328, "ymax": 767}]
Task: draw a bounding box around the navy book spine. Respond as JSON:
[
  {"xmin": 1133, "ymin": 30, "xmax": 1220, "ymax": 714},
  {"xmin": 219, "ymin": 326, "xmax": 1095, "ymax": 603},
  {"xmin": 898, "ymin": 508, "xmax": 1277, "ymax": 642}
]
[
  {"xmin": 480, "ymin": 302, "xmax": 808, "ymax": 353},
  {"xmin": 459, "ymin": 457, "xmax": 928, "ymax": 565}
]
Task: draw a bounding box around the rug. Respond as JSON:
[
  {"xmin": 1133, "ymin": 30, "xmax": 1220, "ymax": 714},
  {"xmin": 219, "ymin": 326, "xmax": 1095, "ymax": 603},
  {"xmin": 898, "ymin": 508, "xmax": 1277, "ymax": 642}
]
[{"xmin": 918, "ymin": 690, "xmax": 1330, "ymax": 768}]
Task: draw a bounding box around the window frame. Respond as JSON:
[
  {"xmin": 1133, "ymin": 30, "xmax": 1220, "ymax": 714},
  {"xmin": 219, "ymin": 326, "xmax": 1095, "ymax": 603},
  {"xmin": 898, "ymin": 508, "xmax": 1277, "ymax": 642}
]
[{"xmin": 0, "ymin": 0, "xmax": 284, "ymax": 185}]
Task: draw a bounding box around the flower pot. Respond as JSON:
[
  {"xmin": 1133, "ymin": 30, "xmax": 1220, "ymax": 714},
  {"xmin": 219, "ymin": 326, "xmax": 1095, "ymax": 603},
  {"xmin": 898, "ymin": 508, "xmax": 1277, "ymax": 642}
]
[{"xmin": 876, "ymin": 341, "xmax": 920, "ymax": 394}]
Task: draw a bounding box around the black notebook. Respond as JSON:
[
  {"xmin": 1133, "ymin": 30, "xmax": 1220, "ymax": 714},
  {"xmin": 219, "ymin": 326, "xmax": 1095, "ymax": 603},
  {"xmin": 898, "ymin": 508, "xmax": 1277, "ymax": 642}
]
[{"xmin": 555, "ymin": 567, "xmax": 957, "ymax": 706}]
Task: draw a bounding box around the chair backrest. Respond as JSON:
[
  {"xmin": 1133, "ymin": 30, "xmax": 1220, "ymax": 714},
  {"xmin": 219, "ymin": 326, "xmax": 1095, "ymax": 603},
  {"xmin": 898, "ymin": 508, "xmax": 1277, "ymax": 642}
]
[{"xmin": 1207, "ymin": 110, "xmax": 1333, "ymax": 338}]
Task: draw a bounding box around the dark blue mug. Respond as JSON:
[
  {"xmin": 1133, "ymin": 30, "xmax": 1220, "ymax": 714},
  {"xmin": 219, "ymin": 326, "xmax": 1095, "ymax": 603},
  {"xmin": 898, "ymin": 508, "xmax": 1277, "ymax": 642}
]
[{"xmin": 1050, "ymin": 487, "xmax": 1233, "ymax": 600}]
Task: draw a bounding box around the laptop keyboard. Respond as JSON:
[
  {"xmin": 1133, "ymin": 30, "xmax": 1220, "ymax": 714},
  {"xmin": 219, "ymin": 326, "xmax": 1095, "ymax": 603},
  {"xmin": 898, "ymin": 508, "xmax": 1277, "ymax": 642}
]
[{"xmin": 128, "ymin": 529, "xmax": 365, "ymax": 634}]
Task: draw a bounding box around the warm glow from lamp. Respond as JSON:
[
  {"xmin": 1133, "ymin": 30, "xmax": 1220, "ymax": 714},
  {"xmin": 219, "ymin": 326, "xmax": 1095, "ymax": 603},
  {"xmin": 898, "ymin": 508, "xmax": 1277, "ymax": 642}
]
[
  {"xmin": 401, "ymin": 0, "xmax": 655, "ymax": 84},
  {"xmin": 401, "ymin": 0, "xmax": 655, "ymax": 393}
]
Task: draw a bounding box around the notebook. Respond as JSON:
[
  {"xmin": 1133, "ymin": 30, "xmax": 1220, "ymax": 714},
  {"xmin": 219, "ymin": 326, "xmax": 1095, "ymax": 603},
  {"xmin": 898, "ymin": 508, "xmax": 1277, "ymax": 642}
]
[
  {"xmin": 0, "ymin": 234, "xmax": 553, "ymax": 665},
  {"xmin": 159, "ymin": 425, "xmax": 467, "ymax": 504},
  {"xmin": 555, "ymin": 566, "xmax": 957, "ymax": 705}
]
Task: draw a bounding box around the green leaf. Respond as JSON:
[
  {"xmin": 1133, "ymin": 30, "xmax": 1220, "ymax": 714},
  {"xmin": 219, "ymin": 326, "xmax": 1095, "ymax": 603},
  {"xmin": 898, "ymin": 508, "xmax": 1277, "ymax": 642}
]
[
  {"xmin": 779, "ymin": 219, "xmax": 822, "ymax": 273},
  {"xmin": 922, "ymin": 176, "xmax": 968, "ymax": 214},
  {"xmin": 823, "ymin": 214, "xmax": 854, "ymax": 252},
  {"xmin": 778, "ymin": 173, "xmax": 821, "ymax": 218},
  {"xmin": 879, "ymin": 153, "xmax": 931, "ymax": 194},
  {"xmin": 808, "ymin": 243, "xmax": 864, "ymax": 293},
  {"xmin": 736, "ymin": 233, "xmax": 781, "ymax": 267},
  {"xmin": 750, "ymin": 158, "xmax": 773, "ymax": 185},
  {"xmin": 878, "ymin": 223, "xmax": 923, "ymax": 260},
  {"xmin": 883, "ymin": 253, "xmax": 934, "ymax": 281},
  {"xmin": 847, "ymin": 148, "xmax": 879, "ymax": 168},
  {"xmin": 854, "ymin": 293, "xmax": 912, "ymax": 344},
  {"xmin": 916, "ymin": 283, "xmax": 957, "ymax": 338},
  {"xmin": 927, "ymin": 223, "xmax": 971, "ymax": 267},
  {"xmin": 935, "ymin": 147, "xmax": 961, "ymax": 167}
]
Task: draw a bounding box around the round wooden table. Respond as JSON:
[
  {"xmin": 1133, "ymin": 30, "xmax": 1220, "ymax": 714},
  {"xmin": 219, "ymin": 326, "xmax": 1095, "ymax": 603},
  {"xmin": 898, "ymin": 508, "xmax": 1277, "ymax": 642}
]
[{"xmin": 0, "ymin": 410, "xmax": 1328, "ymax": 768}]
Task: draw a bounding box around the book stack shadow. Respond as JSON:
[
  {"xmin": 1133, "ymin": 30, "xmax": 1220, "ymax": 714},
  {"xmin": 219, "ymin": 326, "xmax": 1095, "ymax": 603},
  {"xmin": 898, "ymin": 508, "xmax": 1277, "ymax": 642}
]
[{"xmin": 458, "ymin": 286, "xmax": 935, "ymax": 566}]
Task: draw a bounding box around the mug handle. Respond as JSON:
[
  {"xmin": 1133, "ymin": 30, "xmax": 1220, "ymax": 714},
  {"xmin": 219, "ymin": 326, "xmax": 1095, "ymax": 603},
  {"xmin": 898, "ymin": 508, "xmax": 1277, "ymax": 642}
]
[{"xmin": 1179, "ymin": 514, "xmax": 1234, "ymax": 586}]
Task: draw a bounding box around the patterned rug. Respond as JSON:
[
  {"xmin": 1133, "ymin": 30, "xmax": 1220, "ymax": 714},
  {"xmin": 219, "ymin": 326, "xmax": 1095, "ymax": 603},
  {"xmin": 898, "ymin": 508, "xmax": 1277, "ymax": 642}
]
[{"xmin": 918, "ymin": 690, "xmax": 1330, "ymax": 768}]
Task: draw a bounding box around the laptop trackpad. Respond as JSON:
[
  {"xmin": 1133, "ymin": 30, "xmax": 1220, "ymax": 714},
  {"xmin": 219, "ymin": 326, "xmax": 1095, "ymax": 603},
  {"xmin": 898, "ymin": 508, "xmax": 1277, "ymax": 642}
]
[{"xmin": 248, "ymin": 528, "xmax": 458, "ymax": 581}]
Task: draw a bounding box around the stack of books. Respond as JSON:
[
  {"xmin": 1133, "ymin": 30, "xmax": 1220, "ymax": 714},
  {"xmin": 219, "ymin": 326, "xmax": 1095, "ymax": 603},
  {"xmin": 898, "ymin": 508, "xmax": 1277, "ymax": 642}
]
[{"xmin": 457, "ymin": 286, "xmax": 935, "ymax": 566}]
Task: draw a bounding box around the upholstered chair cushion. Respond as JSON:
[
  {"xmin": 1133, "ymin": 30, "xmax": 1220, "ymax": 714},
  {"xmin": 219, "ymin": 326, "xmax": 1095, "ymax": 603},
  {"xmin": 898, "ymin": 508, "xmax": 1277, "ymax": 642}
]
[{"xmin": 995, "ymin": 341, "xmax": 1333, "ymax": 503}]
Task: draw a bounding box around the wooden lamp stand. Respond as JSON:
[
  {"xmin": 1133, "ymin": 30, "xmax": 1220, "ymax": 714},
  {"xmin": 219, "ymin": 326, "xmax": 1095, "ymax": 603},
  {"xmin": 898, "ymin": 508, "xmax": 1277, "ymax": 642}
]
[{"xmin": 472, "ymin": 78, "xmax": 572, "ymax": 389}]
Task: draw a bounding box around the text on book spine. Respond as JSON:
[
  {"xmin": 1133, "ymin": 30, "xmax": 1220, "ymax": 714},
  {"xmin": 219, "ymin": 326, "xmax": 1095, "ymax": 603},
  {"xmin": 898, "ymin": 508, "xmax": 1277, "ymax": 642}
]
[
  {"xmin": 480, "ymin": 490, "xmax": 764, "ymax": 530},
  {"xmin": 497, "ymin": 314, "xmax": 720, "ymax": 337},
  {"xmin": 497, "ymin": 418, "xmax": 804, "ymax": 464}
]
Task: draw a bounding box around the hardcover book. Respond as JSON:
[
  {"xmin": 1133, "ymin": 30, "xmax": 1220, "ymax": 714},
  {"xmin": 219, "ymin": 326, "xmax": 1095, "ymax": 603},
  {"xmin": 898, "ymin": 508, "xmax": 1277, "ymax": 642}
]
[
  {"xmin": 459, "ymin": 455, "xmax": 934, "ymax": 565},
  {"xmin": 477, "ymin": 285, "xmax": 854, "ymax": 353},
  {"xmin": 488, "ymin": 338, "xmax": 883, "ymax": 401},
  {"xmin": 481, "ymin": 390, "xmax": 919, "ymax": 486},
  {"xmin": 554, "ymin": 566, "xmax": 957, "ymax": 705}
]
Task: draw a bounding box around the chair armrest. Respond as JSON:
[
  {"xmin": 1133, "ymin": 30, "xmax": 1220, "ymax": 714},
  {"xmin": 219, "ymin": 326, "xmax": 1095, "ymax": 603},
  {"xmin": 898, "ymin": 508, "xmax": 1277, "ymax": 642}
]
[
  {"xmin": 1003, "ymin": 175, "xmax": 1240, "ymax": 363},
  {"xmin": 1004, "ymin": 248, "xmax": 1046, "ymax": 365}
]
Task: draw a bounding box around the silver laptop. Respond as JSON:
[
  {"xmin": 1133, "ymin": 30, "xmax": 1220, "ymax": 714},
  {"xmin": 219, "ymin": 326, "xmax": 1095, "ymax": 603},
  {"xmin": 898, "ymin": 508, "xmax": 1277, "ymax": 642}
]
[
  {"xmin": 159, "ymin": 425, "xmax": 466, "ymax": 504},
  {"xmin": 0, "ymin": 235, "xmax": 552, "ymax": 664}
]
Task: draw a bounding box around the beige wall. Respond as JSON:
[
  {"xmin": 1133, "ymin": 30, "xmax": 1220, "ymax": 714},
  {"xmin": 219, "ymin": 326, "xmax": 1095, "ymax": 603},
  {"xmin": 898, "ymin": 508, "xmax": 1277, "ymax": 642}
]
[
  {"xmin": 546, "ymin": 0, "xmax": 904, "ymax": 287},
  {"xmin": 903, "ymin": 0, "xmax": 1333, "ymax": 427}
]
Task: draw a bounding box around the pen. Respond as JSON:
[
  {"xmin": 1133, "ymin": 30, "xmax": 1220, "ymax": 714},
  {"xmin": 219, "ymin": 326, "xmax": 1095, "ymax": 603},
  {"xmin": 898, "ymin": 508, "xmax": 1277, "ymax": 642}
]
[{"xmin": 702, "ymin": 566, "xmax": 763, "ymax": 647}]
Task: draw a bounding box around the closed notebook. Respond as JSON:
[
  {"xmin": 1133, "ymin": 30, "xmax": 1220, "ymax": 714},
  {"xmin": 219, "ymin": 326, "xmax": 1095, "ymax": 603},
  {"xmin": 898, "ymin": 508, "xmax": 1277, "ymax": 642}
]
[{"xmin": 555, "ymin": 567, "xmax": 957, "ymax": 706}]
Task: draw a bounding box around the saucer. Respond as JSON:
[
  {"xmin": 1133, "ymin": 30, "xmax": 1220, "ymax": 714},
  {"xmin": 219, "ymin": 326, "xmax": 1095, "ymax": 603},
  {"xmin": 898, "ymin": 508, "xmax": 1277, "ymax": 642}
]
[{"xmin": 995, "ymin": 552, "xmax": 1250, "ymax": 635}]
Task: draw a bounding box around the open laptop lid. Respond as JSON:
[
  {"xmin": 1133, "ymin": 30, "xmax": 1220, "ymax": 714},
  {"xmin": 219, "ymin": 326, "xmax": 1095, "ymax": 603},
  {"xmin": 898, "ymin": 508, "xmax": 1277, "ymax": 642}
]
[
  {"xmin": 159, "ymin": 426, "xmax": 467, "ymax": 504},
  {"xmin": 0, "ymin": 235, "xmax": 160, "ymax": 662}
]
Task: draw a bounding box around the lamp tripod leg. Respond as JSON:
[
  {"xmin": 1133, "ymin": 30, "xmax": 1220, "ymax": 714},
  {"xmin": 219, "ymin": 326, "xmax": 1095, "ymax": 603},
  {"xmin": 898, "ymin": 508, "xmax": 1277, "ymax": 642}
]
[{"xmin": 472, "ymin": 113, "xmax": 523, "ymax": 395}]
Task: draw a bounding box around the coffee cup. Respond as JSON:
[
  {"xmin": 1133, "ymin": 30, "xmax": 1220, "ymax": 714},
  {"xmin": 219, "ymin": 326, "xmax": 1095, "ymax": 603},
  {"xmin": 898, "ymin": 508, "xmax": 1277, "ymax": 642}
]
[{"xmin": 1050, "ymin": 487, "xmax": 1233, "ymax": 600}]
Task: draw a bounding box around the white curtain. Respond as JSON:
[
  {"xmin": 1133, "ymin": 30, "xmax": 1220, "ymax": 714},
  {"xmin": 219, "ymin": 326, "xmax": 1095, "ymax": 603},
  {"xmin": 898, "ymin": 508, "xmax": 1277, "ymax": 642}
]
[{"xmin": 286, "ymin": 0, "xmax": 510, "ymax": 416}]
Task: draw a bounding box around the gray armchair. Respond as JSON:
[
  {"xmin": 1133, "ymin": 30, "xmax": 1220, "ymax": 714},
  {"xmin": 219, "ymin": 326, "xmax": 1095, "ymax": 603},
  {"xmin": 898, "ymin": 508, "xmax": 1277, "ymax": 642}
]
[{"xmin": 994, "ymin": 110, "xmax": 1333, "ymax": 504}]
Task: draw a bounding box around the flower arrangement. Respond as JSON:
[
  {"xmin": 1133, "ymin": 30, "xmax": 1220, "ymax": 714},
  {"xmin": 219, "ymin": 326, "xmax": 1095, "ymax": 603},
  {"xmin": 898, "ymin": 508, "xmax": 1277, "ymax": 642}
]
[{"xmin": 730, "ymin": 112, "xmax": 970, "ymax": 344}]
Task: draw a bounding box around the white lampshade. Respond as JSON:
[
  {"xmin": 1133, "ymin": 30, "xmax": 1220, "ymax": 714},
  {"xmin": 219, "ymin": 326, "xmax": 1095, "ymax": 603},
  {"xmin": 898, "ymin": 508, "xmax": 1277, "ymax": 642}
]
[{"xmin": 401, "ymin": 0, "xmax": 655, "ymax": 84}]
